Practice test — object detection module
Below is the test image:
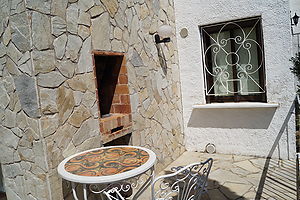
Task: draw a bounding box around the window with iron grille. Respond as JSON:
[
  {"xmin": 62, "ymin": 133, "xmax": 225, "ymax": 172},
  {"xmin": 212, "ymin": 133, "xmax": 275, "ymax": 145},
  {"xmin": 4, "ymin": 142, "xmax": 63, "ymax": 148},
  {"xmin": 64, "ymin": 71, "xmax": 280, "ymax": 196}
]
[{"xmin": 200, "ymin": 17, "xmax": 266, "ymax": 103}]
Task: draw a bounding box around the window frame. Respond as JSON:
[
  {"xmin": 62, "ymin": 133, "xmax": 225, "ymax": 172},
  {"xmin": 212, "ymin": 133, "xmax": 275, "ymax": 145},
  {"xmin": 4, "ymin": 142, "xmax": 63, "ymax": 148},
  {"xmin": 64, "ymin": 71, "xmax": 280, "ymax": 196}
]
[{"xmin": 200, "ymin": 17, "xmax": 267, "ymax": 103}]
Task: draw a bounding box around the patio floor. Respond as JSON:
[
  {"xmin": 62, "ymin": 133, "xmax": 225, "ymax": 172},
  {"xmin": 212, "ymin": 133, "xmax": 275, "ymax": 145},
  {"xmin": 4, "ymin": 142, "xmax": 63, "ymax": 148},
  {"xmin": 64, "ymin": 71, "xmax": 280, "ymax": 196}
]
[{"xmin": 141, "ymin": 151, "xmax": 297, "ymax": 200}]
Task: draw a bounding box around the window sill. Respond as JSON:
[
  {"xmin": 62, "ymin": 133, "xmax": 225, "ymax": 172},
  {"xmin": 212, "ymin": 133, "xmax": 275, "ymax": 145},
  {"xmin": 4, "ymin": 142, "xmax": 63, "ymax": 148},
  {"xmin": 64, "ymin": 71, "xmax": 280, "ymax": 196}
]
[{"xmin": 192, "ymin": 102, "xmax": 279, "ymax": 109}]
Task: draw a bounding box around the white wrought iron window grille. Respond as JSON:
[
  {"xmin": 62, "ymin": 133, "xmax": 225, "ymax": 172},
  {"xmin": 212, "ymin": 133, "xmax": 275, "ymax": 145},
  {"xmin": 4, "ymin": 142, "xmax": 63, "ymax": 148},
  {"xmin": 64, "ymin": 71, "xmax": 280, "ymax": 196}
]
[{"xmin": 200, "ymin": 17, "xmax": 267, "ymax": 103}]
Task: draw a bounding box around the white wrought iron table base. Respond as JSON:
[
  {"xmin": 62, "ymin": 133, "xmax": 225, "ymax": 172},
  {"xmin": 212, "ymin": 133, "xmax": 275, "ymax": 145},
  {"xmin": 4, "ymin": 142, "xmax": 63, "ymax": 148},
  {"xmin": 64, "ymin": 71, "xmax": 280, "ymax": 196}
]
[{"xmin": 70, "ymin": 167, "xmax": 154, "ymax": 200}]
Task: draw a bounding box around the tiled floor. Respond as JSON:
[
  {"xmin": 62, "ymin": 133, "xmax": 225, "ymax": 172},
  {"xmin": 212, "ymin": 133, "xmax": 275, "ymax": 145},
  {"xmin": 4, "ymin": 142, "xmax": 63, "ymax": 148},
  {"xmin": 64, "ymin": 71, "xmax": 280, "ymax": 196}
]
[
  {"xmin": 144, "ymin": 151, "xmax": 297, "ymax": 200},
  {"xmin": 59, "ymin": 151, "xmax": 298, "ymax": 199}
]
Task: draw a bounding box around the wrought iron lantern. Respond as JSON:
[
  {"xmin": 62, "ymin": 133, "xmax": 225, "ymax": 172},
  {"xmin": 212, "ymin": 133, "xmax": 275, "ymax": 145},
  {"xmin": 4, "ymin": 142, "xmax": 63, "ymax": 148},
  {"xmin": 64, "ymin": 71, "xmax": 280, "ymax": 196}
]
[
  {"xmin": 155, "ymin": 25, "xmax": 172, "ymax": 44},
  {"xmin": 292, "ymin": 13, "xmax": 299, "ymax": 26},
  {"xmin": 291, "ymin": 12, "xmax": 300, "ymax": 36}
]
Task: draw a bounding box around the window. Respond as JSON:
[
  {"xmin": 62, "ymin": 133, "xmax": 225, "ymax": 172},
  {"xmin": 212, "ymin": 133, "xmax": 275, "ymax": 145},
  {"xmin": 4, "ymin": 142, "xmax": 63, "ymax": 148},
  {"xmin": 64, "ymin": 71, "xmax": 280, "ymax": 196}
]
[{"xmin": 200, "ymin": 17, "xmax": 266, "ymax": 103}]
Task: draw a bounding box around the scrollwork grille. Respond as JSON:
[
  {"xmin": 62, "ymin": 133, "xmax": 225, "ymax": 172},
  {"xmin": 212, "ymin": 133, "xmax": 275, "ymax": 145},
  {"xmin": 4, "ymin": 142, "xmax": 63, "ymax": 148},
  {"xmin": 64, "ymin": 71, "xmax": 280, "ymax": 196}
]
[
  {"xmin": 200, "ymin": 17, "xmax": 266, "ymax": 103},
  {"xmin": 152, "ymin": 158, "xmax": 213, "ymax": 200},
  {"xmin": 88, "ymin": 167, "xmax": 154, "ymax": 200}
]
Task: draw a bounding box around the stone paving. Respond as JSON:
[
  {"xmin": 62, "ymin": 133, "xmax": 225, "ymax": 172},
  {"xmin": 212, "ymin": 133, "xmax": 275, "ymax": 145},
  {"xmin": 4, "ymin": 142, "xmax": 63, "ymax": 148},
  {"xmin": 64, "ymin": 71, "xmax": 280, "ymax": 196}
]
[{"xmin": 143, "ymin": 151, "xmax": 297, "ymax": 200}]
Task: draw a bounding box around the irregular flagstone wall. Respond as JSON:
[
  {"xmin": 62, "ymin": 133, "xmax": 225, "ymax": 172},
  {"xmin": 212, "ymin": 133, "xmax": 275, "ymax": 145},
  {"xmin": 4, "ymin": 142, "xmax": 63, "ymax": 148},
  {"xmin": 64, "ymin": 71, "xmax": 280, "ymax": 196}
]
[
  {"xmin": 0, "ymin": 1, "xmax": 52, "ymax": 199},
  {"xmin": 0, "ymin": 0, "xmax": 184, "ymax": 199}
]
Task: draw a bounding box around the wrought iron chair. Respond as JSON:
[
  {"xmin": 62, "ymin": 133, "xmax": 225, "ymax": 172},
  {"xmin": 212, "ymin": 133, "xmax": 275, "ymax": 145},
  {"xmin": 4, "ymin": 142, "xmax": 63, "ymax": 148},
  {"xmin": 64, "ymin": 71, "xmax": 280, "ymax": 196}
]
[
  {"xmin": 101, "ymin": 158, "xmax": 213, "ymax": 200},
  {"xmin": 151, "ymin": 158, "xmax": 213, "ymax": 200}
]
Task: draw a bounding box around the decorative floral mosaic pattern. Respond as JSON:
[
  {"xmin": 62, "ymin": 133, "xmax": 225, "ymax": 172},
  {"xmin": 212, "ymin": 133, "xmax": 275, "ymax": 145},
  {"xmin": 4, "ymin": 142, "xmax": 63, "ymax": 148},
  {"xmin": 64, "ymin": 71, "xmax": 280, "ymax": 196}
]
[{"xmin": 65, "ymin": 147, "xmax": 149, "ymax": 176}]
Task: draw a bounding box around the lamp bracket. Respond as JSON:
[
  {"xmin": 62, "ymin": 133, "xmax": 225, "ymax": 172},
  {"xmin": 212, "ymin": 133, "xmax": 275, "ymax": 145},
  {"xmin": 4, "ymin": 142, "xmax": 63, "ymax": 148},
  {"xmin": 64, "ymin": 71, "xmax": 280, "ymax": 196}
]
[{"xmin": 155, "ymin": 34, "xmax": 171, "ymax": 44}]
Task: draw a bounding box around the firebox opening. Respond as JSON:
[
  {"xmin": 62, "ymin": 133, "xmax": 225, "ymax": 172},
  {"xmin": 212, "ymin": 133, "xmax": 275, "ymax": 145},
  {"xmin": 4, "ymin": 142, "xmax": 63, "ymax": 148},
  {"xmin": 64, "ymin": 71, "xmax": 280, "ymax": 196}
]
[
  {"xmin": 93, "ymin": 51, "xmax": 133, "ymax": 144},
  {"xmin": 111, "ymin": 126, "xmax": 124, "ymax": 133},
  {"xmin": 104, "ymin": 133, "xmax": 132, "ymax": 146},
  {"xmin": 94, "ymin": 55, "xmax": 123, "ymax": 117}
]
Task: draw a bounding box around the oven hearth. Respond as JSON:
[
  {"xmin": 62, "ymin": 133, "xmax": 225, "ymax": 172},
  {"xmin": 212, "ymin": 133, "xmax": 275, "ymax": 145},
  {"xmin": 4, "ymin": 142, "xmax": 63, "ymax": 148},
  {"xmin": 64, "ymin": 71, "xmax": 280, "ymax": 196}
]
[{"xmin": 93, "ymin": 52, "xmax": 132, "ymax": 144}]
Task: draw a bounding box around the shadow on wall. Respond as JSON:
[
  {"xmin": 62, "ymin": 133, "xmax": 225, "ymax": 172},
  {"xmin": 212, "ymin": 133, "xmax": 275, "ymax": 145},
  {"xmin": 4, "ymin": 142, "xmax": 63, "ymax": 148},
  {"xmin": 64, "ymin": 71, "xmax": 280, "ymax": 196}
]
[
  {"xmin": 188, "ymin": 107, "xmax": 277, "ymax": 129},
  {"xmin": 155, "ymin": 43, "xmax": 167, "ymax": 76}
]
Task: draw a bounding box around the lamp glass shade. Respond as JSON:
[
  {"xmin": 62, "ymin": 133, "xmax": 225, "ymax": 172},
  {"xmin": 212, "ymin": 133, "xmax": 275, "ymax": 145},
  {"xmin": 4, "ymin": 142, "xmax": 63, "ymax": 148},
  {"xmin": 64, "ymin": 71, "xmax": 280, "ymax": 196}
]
[
  {"xmin": 293, "ymin": 13, "xmax": 299, "ymax": 25},
  {"xmin": 157, "ymin": 25, "xmax": 172, "ymax": 39}
]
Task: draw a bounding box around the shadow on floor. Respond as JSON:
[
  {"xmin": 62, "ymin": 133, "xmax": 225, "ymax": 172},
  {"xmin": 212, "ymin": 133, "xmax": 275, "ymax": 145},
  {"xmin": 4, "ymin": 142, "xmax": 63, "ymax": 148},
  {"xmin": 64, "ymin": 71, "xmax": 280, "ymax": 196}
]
[
  {"xmin": 255, "ymin": 100, "xmax": 297, "ymax": 200},
  {"xmin": 0, "ymin": 192, "xmax": 6, "ymax": 200},
  {"xmin": 203, "ymin": 179, "xmax": 249, "ymax": 200},
  {"xmin": 256, "ymin": 159, "xmax": 297, "ymax": 200}
]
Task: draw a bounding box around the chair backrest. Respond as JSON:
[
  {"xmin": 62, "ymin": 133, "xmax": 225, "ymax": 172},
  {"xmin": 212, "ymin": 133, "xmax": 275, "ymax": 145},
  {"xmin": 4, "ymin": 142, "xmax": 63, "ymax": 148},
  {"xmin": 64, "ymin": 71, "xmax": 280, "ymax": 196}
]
[{"xmin": 151, "ymin": 158, "xmax": 213, "ymax": 200}]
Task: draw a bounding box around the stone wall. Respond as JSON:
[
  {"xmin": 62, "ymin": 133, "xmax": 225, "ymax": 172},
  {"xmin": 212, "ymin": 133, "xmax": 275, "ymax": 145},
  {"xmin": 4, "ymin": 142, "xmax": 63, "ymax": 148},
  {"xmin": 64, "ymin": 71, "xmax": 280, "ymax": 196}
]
[
  {"xmin": 88, "ymin": 0, "xmax": 186, "ymax": 172},
  {"xmin": 0, "ymin": 0, "xmax": 185, "ymax": 199},
  {"xmin": 0, "ymin": 0, "xmax": 52, "ymax": 199}
]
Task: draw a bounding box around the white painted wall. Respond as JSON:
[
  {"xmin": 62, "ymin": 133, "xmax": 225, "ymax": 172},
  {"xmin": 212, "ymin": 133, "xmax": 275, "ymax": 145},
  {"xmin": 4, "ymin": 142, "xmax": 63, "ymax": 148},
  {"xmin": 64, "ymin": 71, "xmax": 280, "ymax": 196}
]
[{"xmin": 174, "ymin": 0, "xmax": 296, "ymax": 159}]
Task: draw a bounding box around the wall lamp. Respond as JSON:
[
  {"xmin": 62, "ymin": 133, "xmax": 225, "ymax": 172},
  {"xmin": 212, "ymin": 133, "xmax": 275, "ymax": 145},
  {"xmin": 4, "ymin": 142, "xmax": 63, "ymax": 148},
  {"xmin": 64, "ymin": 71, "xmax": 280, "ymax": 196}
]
[
  {"xmin": 291, "ymin": 12, "xmax": 299, "ymax": 35},
  {"xmin": 292, "ymin": 12, "xmax": 299, "ymax": 26},
  {"xmin": 155, "ymin": 25, "xmax": 172, "ymax": 44}
]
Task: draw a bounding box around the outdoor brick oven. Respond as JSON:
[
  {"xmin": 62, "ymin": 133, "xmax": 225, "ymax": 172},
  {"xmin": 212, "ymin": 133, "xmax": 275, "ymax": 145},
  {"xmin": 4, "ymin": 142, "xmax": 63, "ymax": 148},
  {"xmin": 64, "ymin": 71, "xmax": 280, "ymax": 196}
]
[{"xmin": 93, "ymin": 51, "xmax": 132, "ymax": 143}]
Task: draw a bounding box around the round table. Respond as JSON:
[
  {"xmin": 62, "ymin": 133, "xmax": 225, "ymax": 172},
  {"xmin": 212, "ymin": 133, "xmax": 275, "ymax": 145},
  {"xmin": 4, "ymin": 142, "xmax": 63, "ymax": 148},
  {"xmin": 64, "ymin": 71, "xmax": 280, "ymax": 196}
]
[{"xmin": 57, "ymin": 146, "xmax": 156, "ymax": 200}]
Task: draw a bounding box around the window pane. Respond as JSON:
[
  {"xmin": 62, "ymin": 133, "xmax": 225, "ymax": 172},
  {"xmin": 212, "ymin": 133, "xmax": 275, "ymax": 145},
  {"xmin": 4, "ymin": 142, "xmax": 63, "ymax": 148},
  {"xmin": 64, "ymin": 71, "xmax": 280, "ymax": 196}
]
[
  {"xmin": 234, "ymin": 27, "xmax": 261, "ymax": 95},
  {"xmin": 209, "ymin": 31, "xmax": 234, "ymax": 96}
]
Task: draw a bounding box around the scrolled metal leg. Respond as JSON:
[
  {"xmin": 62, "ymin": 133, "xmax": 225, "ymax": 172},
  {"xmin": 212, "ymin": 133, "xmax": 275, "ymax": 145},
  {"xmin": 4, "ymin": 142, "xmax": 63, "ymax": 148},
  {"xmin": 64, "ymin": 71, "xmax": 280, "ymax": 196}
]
[
  {"xmin": 71, "ymin": 182, "xmax": 79, "ymax": 200},
  {"xmin": 83, "ymin": 184, "xmax": 88, "ymax": 200},
  {"xmin": 151, "ymin": 167, "xmax": 155, "ymax": 200},
  {"xmin": 132, "ymin": 167, "xmax": 155, "ymax": 199}
]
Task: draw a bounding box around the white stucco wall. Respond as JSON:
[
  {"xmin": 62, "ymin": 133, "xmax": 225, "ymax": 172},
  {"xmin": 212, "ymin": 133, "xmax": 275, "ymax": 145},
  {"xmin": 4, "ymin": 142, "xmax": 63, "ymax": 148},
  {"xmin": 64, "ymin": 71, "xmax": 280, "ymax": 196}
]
[{"xmin": 174, "ymin": 0, "xmax": 296, "ymax": 159}]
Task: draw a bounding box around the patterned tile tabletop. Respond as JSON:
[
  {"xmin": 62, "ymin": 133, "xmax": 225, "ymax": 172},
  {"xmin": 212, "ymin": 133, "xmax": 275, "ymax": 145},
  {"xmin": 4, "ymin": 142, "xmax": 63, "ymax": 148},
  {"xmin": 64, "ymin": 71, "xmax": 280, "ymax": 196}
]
[{"xmin": 64, "ymin": 147, "xmax": 150, "ymax": 177}]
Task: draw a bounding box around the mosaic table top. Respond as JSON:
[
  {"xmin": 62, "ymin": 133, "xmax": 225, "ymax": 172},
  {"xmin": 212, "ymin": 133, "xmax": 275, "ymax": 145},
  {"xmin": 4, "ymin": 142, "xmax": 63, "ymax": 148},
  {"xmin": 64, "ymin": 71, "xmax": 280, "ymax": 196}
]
[{"xmin": 64, "ymin": 146, "xmax": 150, "ymax": 177}]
